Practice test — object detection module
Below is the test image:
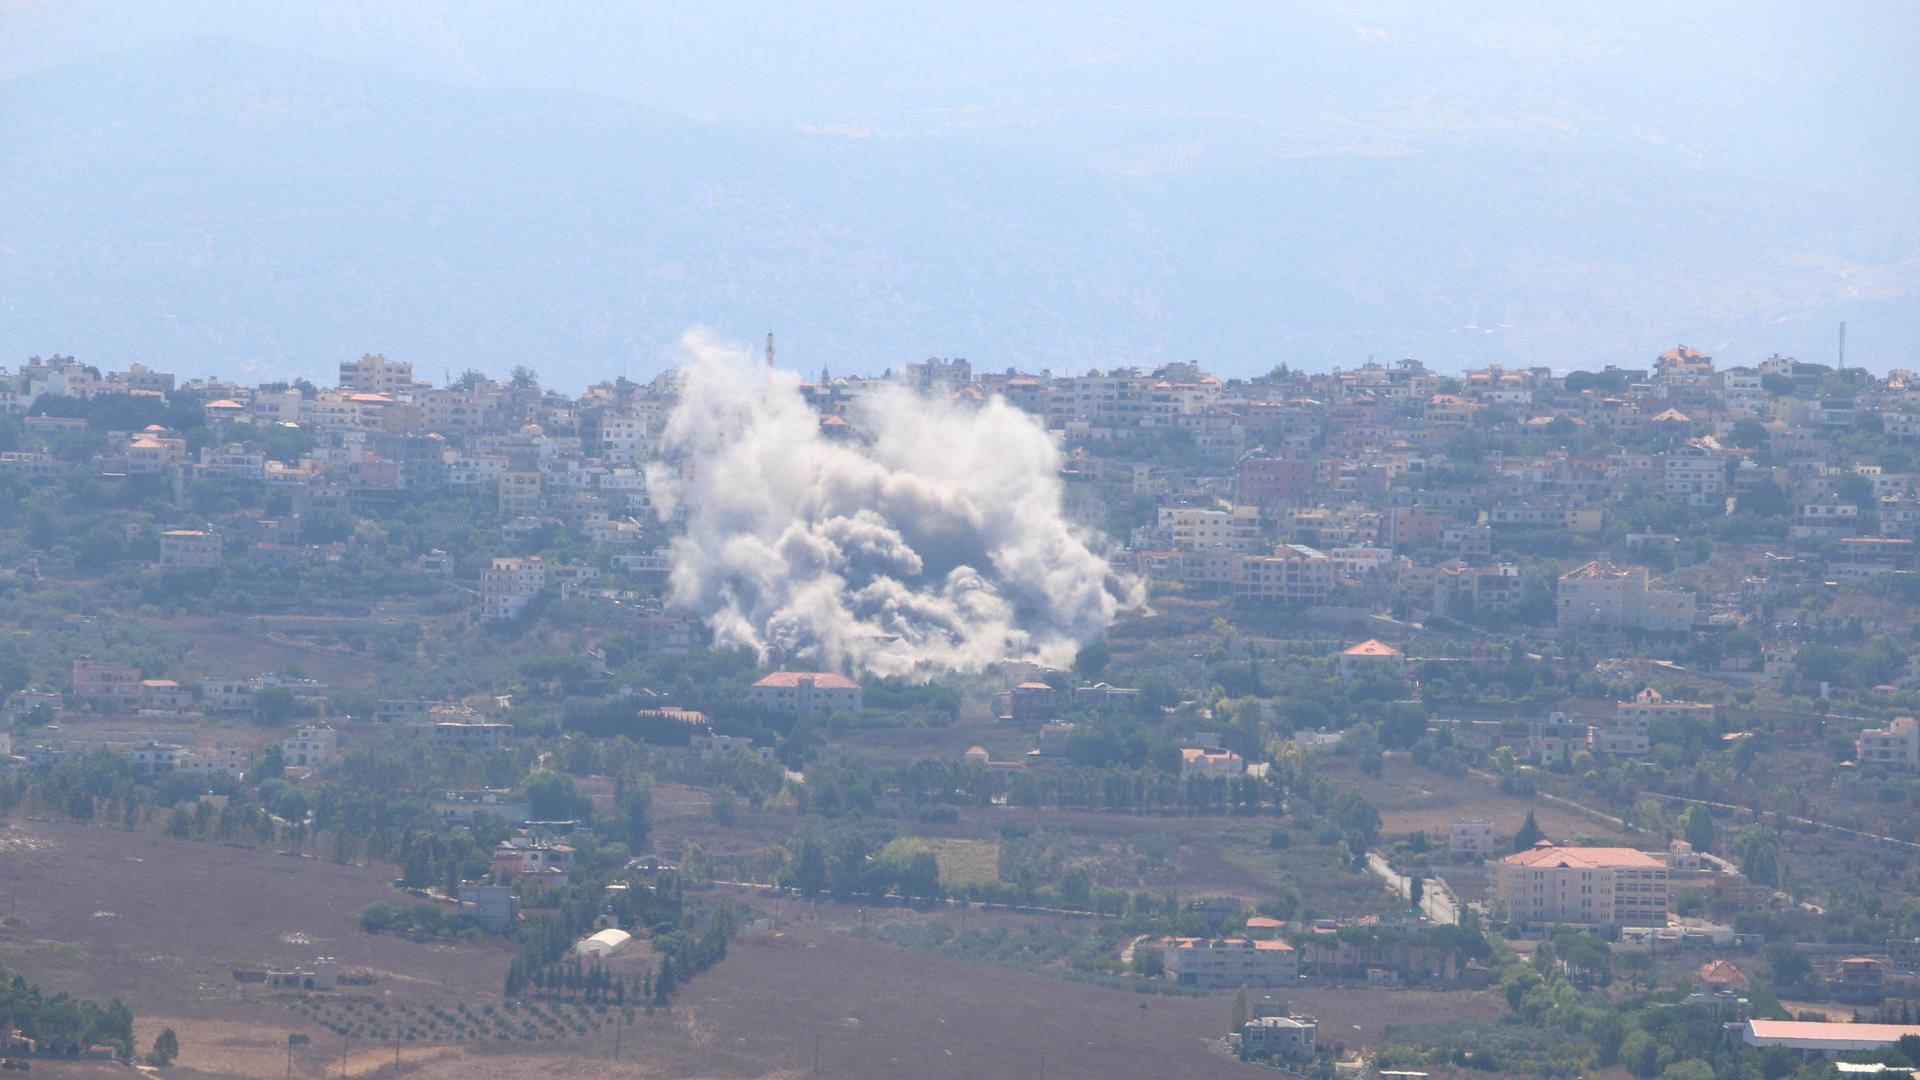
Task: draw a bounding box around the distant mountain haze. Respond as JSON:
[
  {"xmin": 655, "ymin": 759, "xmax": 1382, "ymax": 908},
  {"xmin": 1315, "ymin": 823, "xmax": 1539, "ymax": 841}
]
[{"xmin": 1, "ymin": 7, "xmax": 1915, "ymax": 387}]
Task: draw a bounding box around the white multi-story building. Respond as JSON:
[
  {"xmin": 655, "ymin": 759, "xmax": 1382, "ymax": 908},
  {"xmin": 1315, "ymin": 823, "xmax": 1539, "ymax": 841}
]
[
  {"xmin": 130, "ymin": 741, "xmax": 181, "ymax": 775},
  {"xmin": 598, "ymin": 415, "xmax": 652, "ymax": 463},
  {"xmin": 176, "ymin": 743, "xmax": 252, "ymax": 777},
  {"xmin": 1159, "ymin": 504, "xmax": 1264, "ymax": 553},
  {"xmin": 1596, "ymin": 688, "xmax": 1715, "ymax": 755},
  {"xmin": 1232, "ymin": 545, "xmax": 1335, "ymax": 606},
  {"xmin": 1163, "ymin": 937, "xmax": 1297, "ymax": 988},
  {"xmin": 1556, "ymin": 560, "xmax": 1695, "ymax": 634},
  {"xmin": 1857, "ymin": 716, "xmax": 1919, "ymax": 770},
  {"xmin": 480, "ymin": 557, "xmax": 546, "ymax": 620},
  {"xmin": 1493, "ymin": 843, "xmax": 1669, "ymax": 928},
  {"xmin": 749, "ymin": 672, "xmax": 862, "ymax": 717},
  {"xmin": 159, "ymin": 530, "xmax": 223, "ymax": 573},
  {"xmin": 338, "ymin": 353, "xmax": 415, "ymax": 396},
  {"xmin": 282, "ymin": 725, "xmax": 339, "ymax": 769},
  {"xmin": 433, "ymin": 721, "xmax": 512, "ymax": 753},
  {"xmin": 1432, "ymin": 563, "xmax": 1524, "ymax": 618},
  {"xmin": 1660, "ymin": 444, "xmax": 1731, "ymax": 507},
  {"xmin": 1449, "ymin": 819, "xmax": 1498, "ymax": 857}
]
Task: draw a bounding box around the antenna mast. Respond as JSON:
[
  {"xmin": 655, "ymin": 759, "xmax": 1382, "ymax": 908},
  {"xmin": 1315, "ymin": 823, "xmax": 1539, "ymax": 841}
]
[
  {"xmin": 765, "ymin": 331, "xmax": 775, "ymax": 369},
  {"xmin": 1838, "ymin": 321, "xmax": 1847, "ymax": 368}
]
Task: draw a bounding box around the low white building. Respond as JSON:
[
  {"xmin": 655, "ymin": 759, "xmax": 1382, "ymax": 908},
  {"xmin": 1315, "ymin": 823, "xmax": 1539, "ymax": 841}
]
[
  {"xmin": 1857, "ymin": 716, "xmax": 1919, "ymax": 770},
  {"xmin": 159, "ymin": 529, "xmax": 223, "ymax": 573},
  {"xmin": 1739, "ymin": 1019, "xmax": 1920, "ymax": 1056},
  {"xmin": 574, "ymin": 928, "xmax": 632, "ymax": 958},
  {"xmin": 1449, "ymin": 819, "xmax": 1498, "ymax": 857},
  {"xmin": 1164, "ymin": 937, "xmax": 1297, "ymax": 988},
  {"xmin": 282, "ymin": 725, "xmax": 338, "ymax": 769},
  {"xmin": 749, "ymin": 672, "xmax": 862, "ymax": 717},
  {"xmin": 1179, "ymin": 746, "xmax": 1244, "ymax": 780}
]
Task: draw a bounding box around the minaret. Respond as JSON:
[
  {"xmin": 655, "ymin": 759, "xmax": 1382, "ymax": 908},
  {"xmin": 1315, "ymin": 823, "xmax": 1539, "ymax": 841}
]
[{"xmin": 765, "ymin": 331, "xmax": 775, "ymax": 369}]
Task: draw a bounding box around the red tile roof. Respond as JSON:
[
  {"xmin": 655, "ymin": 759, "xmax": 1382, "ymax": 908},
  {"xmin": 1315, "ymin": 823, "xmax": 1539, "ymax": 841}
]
[
  {"xmin": 753, "ymin": 671, "xmax": 860, "ymax": 690},
  {"xmin": 1341, "ymin": 639, "xmax": 1402, "ymax": 657},
  {"xmin": 1503, "ymin": 843, "xmax": 1665, "ymax": 869}
]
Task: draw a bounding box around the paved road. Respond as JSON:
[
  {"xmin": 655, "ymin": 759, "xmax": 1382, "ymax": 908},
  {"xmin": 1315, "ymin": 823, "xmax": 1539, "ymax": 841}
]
[{"xmin": 1364, "ymin": 852, "xmax": 1459, "ymax": 925}]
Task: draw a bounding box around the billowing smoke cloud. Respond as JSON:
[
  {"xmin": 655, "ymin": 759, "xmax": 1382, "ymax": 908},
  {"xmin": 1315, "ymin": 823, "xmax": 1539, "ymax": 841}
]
[{"xmin": 646, "ymin": 330, "xmax": 1139, "ymax": 677}]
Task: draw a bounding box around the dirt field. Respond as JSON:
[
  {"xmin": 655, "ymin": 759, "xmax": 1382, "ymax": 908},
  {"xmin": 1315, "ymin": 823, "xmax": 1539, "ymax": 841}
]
[
  {"xmin": 0, "ymin": 819, "xmax": 510, "ymax": 1012},
  {"xmin": 0, "ymin": 817, "xmax": 1479, "ymax": 1080},
  {"xmin": 1318, "ymin": 755, "xmax": 1636, "ymax": 844}
]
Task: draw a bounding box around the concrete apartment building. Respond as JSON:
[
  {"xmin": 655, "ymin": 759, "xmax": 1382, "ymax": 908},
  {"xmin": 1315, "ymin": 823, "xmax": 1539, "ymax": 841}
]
[
  {"xmin": 1432, "ymin": 563, "xmax": 1524, "ymax": 618},
  {"xmin": 749, "ymin": 671, "xmax": 863, "ymax": 717},
  {"xmin": 1556, "ymin": 559, "xmax": 1696, "ymax": 633},
  {"xmin": 481, "ymin": 556, "xmax": 546, "ymax": 620},
  {"xmin": 282, "ymin": 725, "xmax": 339, "ymax": 769},
  {"xmin": 1856, "ymin": 716, "xmax": 1919, "ymax": 769},
  {"xmin": 1595, "ymin": 688, "xmax": 1715, "ymax": 755},
  {"xmin": 1527, "ymin": 711, "xmax": 1591, "ymax": 765},
  {"xmin": 72, "ymin": 656, "xmax": 142, "ymax": 706},
  {"xmin": 1237, "ymin": 1015, "xmax": 1317, "ymax": 1059},
  {"xmin": 433, "ymin": 721, "xmax": 513, "ymax": 753},
  {"xmin": 1449, "ymin": 819, "xmax": 1498, "ymax": 857},
  {"xmin": 1159, "ymin": 504, "xmax": 1265, "ymax": 553},
  {"xmin": 498, "ymin": 471, "xmax": 542, "ymax": 516},
  {"xmin": 1493, "ymin": 843, "xmax": 1670, "ymax": 928},
  {"xmin": 1232, "ymin": 544, "xmax": 1335, "ymax": 606},
  {"xmin": 158, "ymin": 529, "xmax": 223, "ymax": 573},
  {"xmin": 1164, "ymin": 937, "xmax": 1298, "ymax": 988},
  {"xmin": 337, "ymin": 353, "xmax": 415, "ymax": 396}
]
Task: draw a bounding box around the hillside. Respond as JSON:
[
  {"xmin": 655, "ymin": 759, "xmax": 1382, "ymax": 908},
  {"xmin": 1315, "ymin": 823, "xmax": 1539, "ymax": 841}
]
[{"xmin": 1, "ymin": 38, "xmax": 1916, "ymax": 385}]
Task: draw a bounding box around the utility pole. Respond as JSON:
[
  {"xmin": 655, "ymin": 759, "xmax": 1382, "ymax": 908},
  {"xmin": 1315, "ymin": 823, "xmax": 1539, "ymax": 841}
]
[{"xmin": 613, "ymin": 1011, "xmax": 620, "ymax": 1063}]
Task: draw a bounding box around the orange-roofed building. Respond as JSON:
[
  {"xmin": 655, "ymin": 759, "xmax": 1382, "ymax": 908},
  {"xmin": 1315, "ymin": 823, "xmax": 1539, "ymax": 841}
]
[
  {"xmin": 1739, "ymin": 1019, "xmax": 1920, "ymax": 1055},
  {"xmin": 1180, "ymin": 746, "xmax": 1244, "ymax": 780},
  {"xmin": 750, "ymin": 671, "xmax": 862, "ymax": 718},
  {"xmin": 1338, "ymin": 639, "xmax": 1406, "ymax": 683},
  {"xmin": 1163, "ymin": 937, "xmax": 1297, "ymax": 987},
  {"xmin": 1695, "ymin": 959, "xmax": 1749, "ymax": 991},
  {"xmin": 1493, "ymin": 842, "xmax": 1669, "ymax": 928}
]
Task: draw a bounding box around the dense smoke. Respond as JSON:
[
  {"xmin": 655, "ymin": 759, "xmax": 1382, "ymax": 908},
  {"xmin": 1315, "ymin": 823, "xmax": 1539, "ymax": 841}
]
[{"xmin": 646, "ymin": 331, "xmax": 1139, "ymax": 677}]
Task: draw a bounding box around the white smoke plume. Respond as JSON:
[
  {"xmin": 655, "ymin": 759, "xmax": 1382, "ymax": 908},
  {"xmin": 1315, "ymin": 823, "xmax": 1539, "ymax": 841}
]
[{"xmin": 646, "ymin": 330, "xmax": 1140, "ymax": 677}]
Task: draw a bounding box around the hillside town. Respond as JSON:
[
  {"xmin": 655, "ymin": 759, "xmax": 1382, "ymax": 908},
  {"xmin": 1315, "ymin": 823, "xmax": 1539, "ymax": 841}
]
[{"xmin": 4, "ymin": 344, "xmax": 1920, "ymax": 1080}]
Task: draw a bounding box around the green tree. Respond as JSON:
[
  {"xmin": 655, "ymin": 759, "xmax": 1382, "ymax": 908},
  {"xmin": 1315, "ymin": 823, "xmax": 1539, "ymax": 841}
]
[
  {"xmin": 1731, "ymin": 824, "xmax": 1783, "ymax": 886},
  {"xmin": 525, "ymin": 771, "xmax": 589, "ymax": 821},
  {"xmin": 1408, "ymin": 875, "xmax": 1424, "ymax": 912},
  {"xmin": 1734, "ymin": 481, "xmax": 1791, "ymax": 518},
  {"xmin": 1073, "ymin": 643, "xmax": 1111, "ymax": 681},
  {"xmin": 1727, "ymin": 418, "xmax": 1770, "ymax": 448},
  {"xmin": 147, "ymin": 1027, "xmax": 179, "ymax": 1066},
  {"xmin": 791, "ymin": 837, "xmax": 828, "ymax": 895},
  {"xmin": 1131, "ymin": 947, "xmax": 1163, "ymax": 978},
  {"xmin": 1512, "ymin": 809, "xmax": 1545, "ymax": 852},
  {"xmin": 1681, "ymin": 804, "xmax": 1716, "ymax": 854}
]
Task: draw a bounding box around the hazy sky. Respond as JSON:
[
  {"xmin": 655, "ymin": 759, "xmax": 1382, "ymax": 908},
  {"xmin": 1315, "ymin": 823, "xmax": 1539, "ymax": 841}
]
[
  {"xmin": 7, "ymin": 1, "xmax": 1914, "ymax": 188},
  {"xmin": 3, "ymin": 2, "xmax": 1916, "ymax": 384}
]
